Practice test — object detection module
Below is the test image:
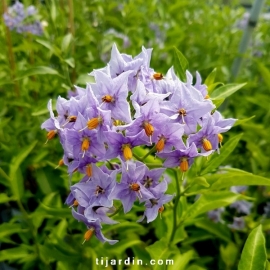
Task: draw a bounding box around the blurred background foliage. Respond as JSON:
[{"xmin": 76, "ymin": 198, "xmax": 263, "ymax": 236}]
[{"xmin": 1, "ymin": 0, "xmax": 270, "ymax": 269}]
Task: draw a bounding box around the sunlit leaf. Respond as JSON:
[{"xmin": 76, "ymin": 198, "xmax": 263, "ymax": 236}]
[{"xmin": 238, "ymin": 225, "xmax": 267, "ymax": 270}]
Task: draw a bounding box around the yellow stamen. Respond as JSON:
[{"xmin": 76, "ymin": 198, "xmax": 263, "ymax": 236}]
[
  {"xmin": 205, "ymin": 94, "xmax": 210, "ymax": 99},
  {"xmin": 218, "ymin": 133, "xmax": 223, "ymax": 143},
  {"xmin": 73, "ymin": 199, "xmax": 79, "ymax": 206},
  {"xmin": 153, "ymin": 73, "xmax": 163, "ymax": 80},
  {"xmin": 180, "ymin": 158, "xmax": 189, "ymax": 172},
  {"xmin": 158, "ymin": 205, "xmax": 164, "ymax": 213},
  {"xmin": 143, "ymin": 122, "xmax": 154, "ymax": 137},
  {"xmin": 202, "ymin": 138, "xmax": 212, "ymax": 151},
  {"xmin": 122, "ymin": 144, "xmax": 132, "ymax": 161},
  {"xmin": 130, "ymin": 183, "xmax": 142, "ymax": 198},
  {"xmin": 82, "ymin": 228, "xmax": 94, "ymax": 244},
  {"xmin": 86, "ymin": 164, "xmax": 92, "ymax": 177},
  {"xmin": 55, "ymin": 158, "xmax": 64, "ymax": 169},
  {"xmin": 87, "ymin": 117, "xmax": 100, "ymax": 130},
  {"xmin": 62, "ymin": 115, "xmax": 77, "ymax": 127},
  {"xmin": 156, "ymin": 137, "xmax": 165, "ymax": 152},
  {"xmin": 102, "ymin": 95, "xmax": 114, "ymax": 103},
  {"xmin": 81, "ymin": 138, "xmax": 90, "ymax": 158},
  {"xmin": 46, "ymin": 130, "xmax": 57, "ymax": 143}
]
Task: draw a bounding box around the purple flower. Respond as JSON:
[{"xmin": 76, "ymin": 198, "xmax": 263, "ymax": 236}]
[
  {"xmin": 228, "ymin": 217, "xmax": 245, "ymax": 231},
  {"xmin": 158, "ymin": 143, "xmax": 201, "ymax": 172},
  {"xmin": 84, "ymin": 206, "xmax": 118, "ymax": 224},
  {"xmin": 104, "ymin": 130, "xmax": 148, "ymax": 164},
  {"xmin": 188, "ymin": 114, "xmax": 219, "ymax": 152},
  {"xmin": 208, "ymin": 208, "xmax": 225, "ymax": 223},
  {"xmin": 72, "ymin": 208, "xmax": 118, "ymax": 245},
  {"xmin": 138, "ymin": 179, "xmax": 174, "ymax": 223},
  {"xmin": 90, "ymin": 71, "xmax": 132, "ymax": 123},
  {"xmin": 212, "ymin": 111, "xmax": 236, "ymax": 133},
  {"xmin": 161, "ymin": 79, "xmax": 215, "ymax": 134},
  {"xmin": 110, "ymin": 162, "xmax": 154, "ymax": 213},
  {"xmin": 230, "ymin": 200, "xmax": 253, "ymax": 215}
]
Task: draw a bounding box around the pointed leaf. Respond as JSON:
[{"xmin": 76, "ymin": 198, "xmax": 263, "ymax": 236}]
[
  {"xmin": 173, "ymin": 46, "xmax": 189, "ymax": 81},
  {"xmin": 211, "ymin": 83, "xmax": 246, "ymax": 100},
  {"xmin": 211, "ymin": 173, "xmax": 270, "ymax": 190},
  {"xmin": 205, "ymin": 68, "xmax": 217, "ymax": 87},
  {"xmin": 16, "ymin": 66, "xmax": 63, "ymax": 80},
  {"xmin": 238, "ymin": 225, "xmax": 266, "ymax": 270},
  {"xmin": 186, "ymin": 191, "xmax": 241, "ymax": 219},
  {"xmin": 234, "ymin": 116, "xmax": 255, "ymax": 126}
]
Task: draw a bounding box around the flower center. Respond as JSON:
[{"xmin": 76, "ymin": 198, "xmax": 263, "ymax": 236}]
[
  {"xmin": 122, "ymin": 144, "xmax": 132, "ymax": 161},
  {"xmin": 202, "ymin": 138, "xmax": 212, "ymax": 151},
  {"xmin": 143, "ymin": 176, "xmax": 153, "ymax": 188},
  {"xmin": 130, "ymin": 183, "xmax": 140, "ymax": 192},
  {"xmin": 102, "ymin": 95, "xmax": 114, "ymax": 103},
  {"xmin": 95, "ymin": 185, "xmax": 104, "ymax": 196},
  {"xmin": 180, "ymin": 157, "xmax": 189, "ymax": 172},
  {"xmin": 152, "ymin": 72, "xmax": 163, "ymax": 80},
  {"xmin": 178, "ymin": 108, "xmax": 187, "ymax": 124}
]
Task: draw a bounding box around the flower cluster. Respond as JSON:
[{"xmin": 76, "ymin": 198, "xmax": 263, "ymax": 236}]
[
  {"xmin": 3, "ymin": 1, "xmax": 43, "ymax": 36},
  {"xmin": 42, "ymin": 44, "xmax": 236, "ymax": 244}
]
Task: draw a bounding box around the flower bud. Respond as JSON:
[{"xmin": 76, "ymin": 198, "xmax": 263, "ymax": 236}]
[{"xmin": 202, "ymin": 138, "xmax": 212, "ymax": 151}]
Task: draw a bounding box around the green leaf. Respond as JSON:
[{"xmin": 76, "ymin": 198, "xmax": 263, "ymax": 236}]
[
  {"xmin": 38, "ymin": 202, "xmax": 71, "ymax": 218},
  {"xmin": 0, "ymin": 223, "xmax": 27, "ymax": 239},
  {"xmin": 212, "ymin": 98, "xmax": 224, "ymax": 108},
  {"xmin": 201, "ymin": 134, "xmax": 243, "ymax": 175},
  {"xmin": 195, "ymin": 220, "xmax": 231, "ymax": 243},
  {"xmin": 64, "ymin": 58, "xmax": 75, "ymax": 68},
  {"xmin": 146, "ymin": 238, "xmax": 178, "ymax": 270},
  {"xmin": 211, "ymin": 173, "xmax": 270, "ymax": 190},
  {"xmin": 208, "ymin": 82, "xmax": 224, "ymax": 94},
  {"xmin": 168, "ymin": 250, "xmax": 196, "ymax": 270},
  {"xmin": 205, "ymin": 68, "xmax": 217, "ymax": 87},
  {"xmin": 16, "ymin": 66, "xmax": 63, "ymax": 80},
  {"xmin": 0, "ymin": 193, "xmax": 15, "ymax": 203},
  {"xmin": 220, "ymin": 242, "xmax": 239, "ymax": 268},
  {"xmin": 36, "ymin": 39, "xmax": 62, "ymax": 58},
  {"xmin": 192, "ymin": 177, "xmax": 210, "ymax": 188},
  {"xmin": 0, "ymin": 246, "xmax": 34, "ymax": 262},
  {"xmin": 50, "ymin": 0, "xmax": 57, "ymax": 23},
  {"xmin": 256, "ymin": 62, "xmax": 270, "ymax": 91},
  {"xmin": 9, "ymin": 140, "xmax": 37, "ymax": 199},
  {"xmin": 211, "ymin": 83, "xmax": 246, "ymax": 100},
  {"xmin": 61, "ymin": 33, "xmax": 73, "ymax": 52},
  {"xmin": 173, "ymin": 46, "xmax": 189, "ymax": 81},
  {"xmin": 238, "ymin": 225, "xmax": 267, "ymax": 270},
  {"xmin": 234, "ymin": 116, "xmax": 255, "ymax": 126},
  {"xmin": 186, "ymin": 191, "xmax": 241, "ymax": 219}
]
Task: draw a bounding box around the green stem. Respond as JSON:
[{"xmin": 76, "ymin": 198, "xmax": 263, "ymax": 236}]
[
  {"xmin": 141, "ymin": 145, "xmax": 156, "ymax": 161},
  {"xmin": 133, "ymin": 152, "xmax": 143, "ymax": 162},
  {"xmin": 169, "ymin": 169, "xmax": 181, "ymax": 243},
  {"xmin": 109, "ymin": 205, "xmax": 123, "ymax": 217}
]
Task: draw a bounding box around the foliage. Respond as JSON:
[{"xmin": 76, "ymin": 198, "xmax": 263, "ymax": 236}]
[{"xmin": 1, "ymin": 0, "xmax": 270, "ymax": 269}]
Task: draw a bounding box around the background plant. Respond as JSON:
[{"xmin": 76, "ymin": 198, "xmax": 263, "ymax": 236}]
[{"xmin": 1, "ymin": 0, "xmax": 270, "ymax": 269}]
